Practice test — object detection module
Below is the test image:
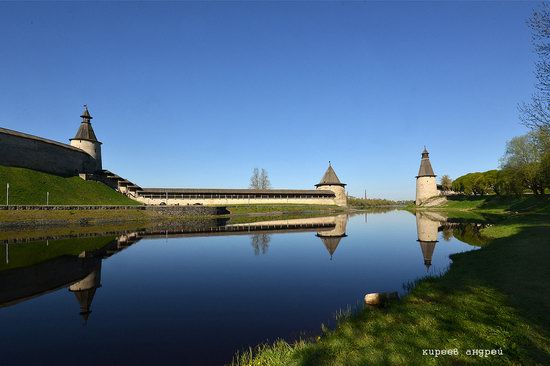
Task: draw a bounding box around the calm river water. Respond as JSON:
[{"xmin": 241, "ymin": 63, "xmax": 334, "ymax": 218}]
[{"xmin": 0, "ymin": 210, "xmax": 480, "ymax": 365}]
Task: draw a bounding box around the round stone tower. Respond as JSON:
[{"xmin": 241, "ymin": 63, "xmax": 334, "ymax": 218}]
[
  {"xmin": 70, "ymin": 105, "xmax": 102, "ymax": 172},
  {"xmin": 415, "ymin": 147, "xmax": 438, "ymax": 206},
  {"xmin": 315, "ymin": 162, "xmax": 347, "ymax": 207}
]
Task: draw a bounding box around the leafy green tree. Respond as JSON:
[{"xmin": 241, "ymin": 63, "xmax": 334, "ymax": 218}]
[
  {"xmin": 440, "ymin": 175, "xmax": 453, "ymax": 192},
  {"xmin": 495, "ymin": 169, "xmax": 524, "ymax": 196},
  {"xmin": 472, "ymin": 174, "xmax": 490, "ymax": 195},
  {"xmin": 501, "ymin": 133, "xmax": 546, "ymax": 194},
  {"xmin": 541, "ymin": 151, "xmax": 550, "ymax": 190},
  {"xmin": 454, "ymin": 169, "xmax": 526, "ymax": 196},
  {"xmin": 484, "ymin": 170, "xmax": 500, "ymax": 195},
  {"xmin": 453, "ymin": 173, "xmax": 476, "ymax": 195}
]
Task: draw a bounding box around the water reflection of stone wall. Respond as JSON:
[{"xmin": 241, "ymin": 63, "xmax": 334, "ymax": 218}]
[
  {"xmin": 0, "ymin": 252, "xmax": 103, "ymax": 311},
  {"xmin": 0, "ymin": 238, "xmax": 125, "ymax": 323},
  {"xmin": 229, "ymin": 215, "xmax": 349, "ymax": 259},
  {"xmin": 0, "ymin": 215, "xmax": 352, "ymax": 321}
]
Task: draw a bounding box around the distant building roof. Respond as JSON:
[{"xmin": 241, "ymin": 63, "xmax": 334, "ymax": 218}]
[
  {"xmin": 315, "ymin": 162, "xmax": 346, "ymax": 187},
  {"xmin": 138, "ymin": 188, "xmax": 335, "ymax": 196},
  {"xmin": 71, "ymin": 105, "xmax": 100, "ymax": 143},
  {"xmin": 417, "ymin": 147, "xmax": 436, "ymax": 177}
]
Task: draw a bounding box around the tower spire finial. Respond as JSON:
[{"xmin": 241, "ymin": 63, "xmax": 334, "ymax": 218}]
[{"xmin": 80, "ymin": 105, "xmax": 92, "ymax": 121}]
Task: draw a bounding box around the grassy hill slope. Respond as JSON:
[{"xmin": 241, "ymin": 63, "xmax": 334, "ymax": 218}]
[{"xmin": 0, "ymin": 165, "xmax": 139, "ymax": 205}]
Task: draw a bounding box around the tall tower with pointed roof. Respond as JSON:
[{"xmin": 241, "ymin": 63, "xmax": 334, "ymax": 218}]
[
  {"xmin": 315, "ymin": 162, "xmax": 347, "ymax": 207},
  {"xmin": 415, "ymin": 147, "xmax": 438, "ymax": 206},
  {"xmin": 70, "ymin": 105, "xmax": 102, "ymax": 172}
]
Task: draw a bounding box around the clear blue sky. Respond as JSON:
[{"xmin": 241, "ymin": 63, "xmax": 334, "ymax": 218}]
[{"xmin": 0, "ymin": 1, "xmax": 537, "ymax": 200}]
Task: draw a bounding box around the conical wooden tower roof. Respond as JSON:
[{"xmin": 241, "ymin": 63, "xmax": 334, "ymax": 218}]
[
  {"xmin": 71, "ymin": 105, "xmax": 100, "ymax": 142},
  {"xmin": 417, "ymin": 147, "xmax": 436, "ymax": 177},
  {"xmin": 316, "ymin": 162, "xmax": 346, "ymax": 187}
]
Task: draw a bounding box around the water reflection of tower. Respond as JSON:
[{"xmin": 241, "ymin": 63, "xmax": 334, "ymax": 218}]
[
  {"xmin": 316, "ymin": 215, "xmax": 348, "ymax": 260},
  {"xmin": 69, "ymin": 252, "xmax": 102, "ymax": 324},
  {"xmin": 415, "ymin": 212, "xmax": 440, "ymax": 271}
]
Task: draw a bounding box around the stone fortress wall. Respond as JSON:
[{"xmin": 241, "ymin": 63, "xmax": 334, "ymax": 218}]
[
  {"xmin": 0, "ymin": 106, "xmax": 349, "ymax": 207},
  {"xmin": 0, "ymin": 127, "xmax": 98, "ymax": 177},
  {"xmin": 133, "ymin": 194, "xmax": 341, "ymax": 207}
]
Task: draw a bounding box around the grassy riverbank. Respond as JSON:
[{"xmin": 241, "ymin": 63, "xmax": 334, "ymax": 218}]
[
  {"xmin": 0, "ymin": 165, "xmax": 138, "ymax": 205},
  {"xmin": 0, "ymin": 208, "xmax": 152, "ymax": 227},
  {"xmin": 0, "ymin": 204, "xmax": 346, "ymax": 229},
  {"xmin": 232, "ymin": 206, "xmax": 550, "ymax": 365},
  {"xmin": 442, "ymin": 195, "xmax": 550, "ymax": 213}
]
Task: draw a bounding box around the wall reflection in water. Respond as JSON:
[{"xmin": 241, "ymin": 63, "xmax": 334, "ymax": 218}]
[
  {"xmin": 0, "ymin": 211, "xmax": 485, "ymax": 326},
  {"xmin": 0, "ymin": 235, "xmax": 140, "ymax": 324},
  {"xmin": 229, "ymin": 214, "xmax": 348, "ymax": 259}
]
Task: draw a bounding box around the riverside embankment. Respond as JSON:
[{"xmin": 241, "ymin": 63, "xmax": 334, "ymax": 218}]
[{"xmin": 231, "ymin": 195, "xmax": 550, "ymax": 366}]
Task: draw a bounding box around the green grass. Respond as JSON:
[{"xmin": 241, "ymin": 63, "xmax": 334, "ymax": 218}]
[
  {"xmin": 443, "ymin": 195, "xmax": 550, "ymax": 214},
  {"xmin": 231, "ymin": 211, "xmax": 550, "ymax": 366},
  {"xmin": 0, "ymin": 165, "xmax": 139, "ymax": 205},
  {"xmin": 0, "ymin": 208, "xmax": 150, "ymax": 224}
]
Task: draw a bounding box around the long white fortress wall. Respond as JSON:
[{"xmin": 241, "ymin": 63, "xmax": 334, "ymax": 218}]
[
  {"xmin": 0, "ymin": 128, "xmax": 97, "ymax": 177},
  {"xmin": 133, "ymin": 195, "xmax": 342, "ymax": 207}
]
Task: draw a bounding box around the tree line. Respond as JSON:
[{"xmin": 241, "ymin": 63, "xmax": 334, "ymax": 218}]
[
  {"xmin": 451, "ymin": 130, "xmax": 550, "ymax": 196},
  {"xmin": 347, "ymin": 197, "xmax": 411, "ymax": 208}
]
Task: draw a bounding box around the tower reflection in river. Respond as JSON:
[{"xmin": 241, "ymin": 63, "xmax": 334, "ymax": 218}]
[
  {"xmin": 316, "ymin": 214, "xmax": 348, "ymax": 260},
  {"xmin": 415, "ymin": 211, "xmax": 446, "ymax": 271}
]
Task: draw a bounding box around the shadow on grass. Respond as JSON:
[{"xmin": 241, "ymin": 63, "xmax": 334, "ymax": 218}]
[{"xmin": 446, "ymin": 194, "xmax": 550, "ymax": 214}]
